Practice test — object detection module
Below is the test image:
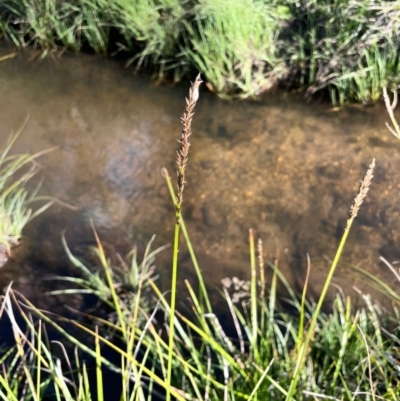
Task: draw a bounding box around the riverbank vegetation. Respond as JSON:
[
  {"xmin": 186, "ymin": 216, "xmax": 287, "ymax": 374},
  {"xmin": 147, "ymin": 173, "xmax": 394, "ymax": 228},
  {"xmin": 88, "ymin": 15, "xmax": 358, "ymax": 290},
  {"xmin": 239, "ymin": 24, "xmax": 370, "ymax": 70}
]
[
  {"xmin": 0, "ymin": 122, "xmax": 52, "ymax": 267},
  {"xmin": 1, "ymin": 0, "xmax": 400, "ymax": 105},
  {"xmin": 3, "ymin": 231, "xmax": 400, "ymax": 401},
  {"xmin": 1, "ymin": 75, "xmax": 400, "ymax": 400}
]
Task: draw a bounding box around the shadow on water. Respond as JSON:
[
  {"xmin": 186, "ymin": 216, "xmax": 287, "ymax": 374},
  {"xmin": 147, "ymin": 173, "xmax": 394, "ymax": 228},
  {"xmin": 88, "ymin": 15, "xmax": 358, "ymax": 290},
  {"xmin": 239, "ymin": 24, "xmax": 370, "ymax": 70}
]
[{"xmin": 0, "ymin": 44, "xmax": 400, "ymax": 315}]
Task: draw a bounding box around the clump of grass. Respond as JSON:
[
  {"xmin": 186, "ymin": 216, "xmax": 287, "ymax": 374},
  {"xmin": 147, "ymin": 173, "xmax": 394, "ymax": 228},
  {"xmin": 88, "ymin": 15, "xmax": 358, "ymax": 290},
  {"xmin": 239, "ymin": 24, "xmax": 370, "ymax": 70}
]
[
  {"xmin": 1, "ymin": 234, "xmax": 191, "ymax": 401},
  {"xmin": 0, "ymin": 285, "xmax": 102, "ymax": 401},
  {"xmin": 54, "ymin": 80, "xmax": 399, "ymax": 401},
  {"xmin": 0, "ymin": 121, "xmax": 52, "ymax": 266},
  {"xmin": 41, "ymin": 156, "xmax": 399, "ymax": 400},
  {"xmin": 2, "ymin": 0, "xmax": 400, "ymax": 103},
  {"xmin": 182, "ymin": 0, "xmax": 290, "ymax": 98},
  {"xmin": 287, "ymin": 0, "xmax": 400, "ymax": 105},
  {"xmin": 3, "ymin": 0, "xmax": 110, "ymax": 54},
  {"xmin": 49, "ymin": 231, "xmax": 165, "ymax": 326},
  {"xmin": 110, "ymin": 0, "xmax": 187, "ymax": 76},
  {"xmin": 1, "ymin": 0, "xmax": 187, "ymax": 65}
]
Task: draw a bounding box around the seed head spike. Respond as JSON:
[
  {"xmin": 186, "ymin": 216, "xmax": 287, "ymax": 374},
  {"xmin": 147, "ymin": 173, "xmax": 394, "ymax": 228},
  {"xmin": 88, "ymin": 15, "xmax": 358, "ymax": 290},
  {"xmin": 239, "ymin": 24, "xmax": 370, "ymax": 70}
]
[{"xmin": 175, "ymin": 74, "xmax": 202, "ymax": 215}]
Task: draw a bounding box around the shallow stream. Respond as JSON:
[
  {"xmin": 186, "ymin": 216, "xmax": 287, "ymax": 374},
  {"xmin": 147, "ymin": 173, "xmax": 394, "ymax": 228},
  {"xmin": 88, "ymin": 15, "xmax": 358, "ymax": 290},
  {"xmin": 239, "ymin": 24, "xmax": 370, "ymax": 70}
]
[{"xmin": 1, "ymin": 46, "xmax": 400, "ymax": 311}]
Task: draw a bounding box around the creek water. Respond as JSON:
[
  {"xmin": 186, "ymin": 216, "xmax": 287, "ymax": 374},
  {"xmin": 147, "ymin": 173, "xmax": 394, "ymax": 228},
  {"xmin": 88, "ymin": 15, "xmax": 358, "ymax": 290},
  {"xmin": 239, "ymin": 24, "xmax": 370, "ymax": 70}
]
[{"xmin": 1, "ymin": 45, "xmax": 400, "ymax": 312}]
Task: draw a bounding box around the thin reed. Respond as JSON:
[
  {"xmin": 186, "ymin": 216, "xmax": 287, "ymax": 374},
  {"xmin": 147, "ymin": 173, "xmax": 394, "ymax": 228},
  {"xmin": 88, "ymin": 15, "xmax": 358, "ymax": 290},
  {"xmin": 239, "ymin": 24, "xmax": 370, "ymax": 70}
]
[
  {"xmin": 167, "ymin": 73, "xmax": 202, "ymax": 401},
  {"xmin": 285, "ymin": 158, "xmax": 375, "ymax": 401}
]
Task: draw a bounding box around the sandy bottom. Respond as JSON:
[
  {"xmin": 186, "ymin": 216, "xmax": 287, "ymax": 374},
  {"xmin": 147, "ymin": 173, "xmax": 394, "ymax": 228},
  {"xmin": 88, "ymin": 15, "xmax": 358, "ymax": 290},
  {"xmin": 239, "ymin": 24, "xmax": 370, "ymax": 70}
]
[{"xmin": 0, "ymin": 45, "xmax": 399, "ymax": 312}]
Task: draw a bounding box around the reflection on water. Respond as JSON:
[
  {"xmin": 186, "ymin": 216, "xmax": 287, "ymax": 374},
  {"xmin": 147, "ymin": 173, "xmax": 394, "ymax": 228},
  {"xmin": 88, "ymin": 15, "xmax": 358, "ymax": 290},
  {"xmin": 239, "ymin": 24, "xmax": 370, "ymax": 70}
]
[{"xmin": 0, "ymin": 45, "xmax": 400, "ymax": 309}]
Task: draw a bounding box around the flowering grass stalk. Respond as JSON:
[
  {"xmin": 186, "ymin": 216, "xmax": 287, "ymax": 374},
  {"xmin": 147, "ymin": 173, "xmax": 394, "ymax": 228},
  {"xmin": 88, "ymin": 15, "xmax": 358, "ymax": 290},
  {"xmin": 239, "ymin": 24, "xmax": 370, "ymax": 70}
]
[
  {"xmin": 285, "ymin": 158, "xmax": 376, "ymax": 401},
  {"xmin": 166, "ymin": 74, "xmax": 202, "ymax": 401}
]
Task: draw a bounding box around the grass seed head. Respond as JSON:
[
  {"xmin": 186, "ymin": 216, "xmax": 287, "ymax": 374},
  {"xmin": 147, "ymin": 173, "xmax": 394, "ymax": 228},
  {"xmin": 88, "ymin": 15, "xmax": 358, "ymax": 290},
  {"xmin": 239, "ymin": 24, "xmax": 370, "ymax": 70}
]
[
  {"xmin": 346, "ymin": 159, "xmax": 375, "ymax": 229},
  {"xmin": 176, "ymin": 74, "xmax": 202, "ymax": 210}
]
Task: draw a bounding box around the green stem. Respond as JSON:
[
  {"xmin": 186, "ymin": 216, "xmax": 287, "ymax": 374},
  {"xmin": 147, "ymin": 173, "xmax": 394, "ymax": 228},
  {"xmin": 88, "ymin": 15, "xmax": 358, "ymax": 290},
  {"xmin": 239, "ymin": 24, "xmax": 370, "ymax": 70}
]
[
  {"xmin": 166, "ymin": 208, "xmax": 181, "ymax": 401},
  {"xmin": 249, "ymin": 229, "xmax": 258, "ymax": 348},
  {"xmin": 163, "ymin": 169, "xmax": 212, "ymax": 313},
  {"xmin": 285, "ymin": 220, "xmax": 353, "ymax": 401}
]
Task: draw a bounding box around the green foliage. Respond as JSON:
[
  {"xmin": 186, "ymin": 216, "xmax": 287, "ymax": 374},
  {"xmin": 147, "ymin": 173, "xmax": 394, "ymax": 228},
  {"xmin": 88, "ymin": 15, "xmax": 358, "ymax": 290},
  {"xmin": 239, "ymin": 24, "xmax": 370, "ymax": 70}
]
[
  {"xmin": 287, "ymin": 0, "xmax": 400, "ymax": 105},
  {"xmin": 3, "ymin": 0, "xmax": 110, "ymax": 53},
  {"xmin": 4, "ymin": 246, "xmax": 400, "ymax": 400},
  {"xmin": 50, "ymin": 233, "xmax": 164, "ymax": 327},
  {"xmin": 0, "ymin": 18, "xmax": 4, "ymax": 38},
  {"xmin": 0, "ymin": 122, "xmax": 52, "ymax": 253},
  {"xmin": 111, "ymin": 0, "xmax": 188, "ymax": 74},
  {"xmin": 5, "ymin": 226, "xmax": 399, "ymax": 400},
  {"xmin": 0, "ymin": 286, "xmax": 95, "ymax": 401},
  {"xmin": 182, "ymin": 0, "xmax": 288, "ymax": 97},
  {"xmin": 0, "ymin": 239, "xmax": 188, "ymax": 401},
  {"xmin": 2, "ymin": 0, "xmax": 400, "ymax": 103}
]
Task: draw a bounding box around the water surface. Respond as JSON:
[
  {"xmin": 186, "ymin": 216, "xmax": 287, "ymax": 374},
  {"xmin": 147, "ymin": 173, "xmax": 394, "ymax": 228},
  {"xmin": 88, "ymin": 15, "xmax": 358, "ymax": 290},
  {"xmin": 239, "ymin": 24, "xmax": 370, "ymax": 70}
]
[{"xmin": 1, "ymin": 46, "xmax": 400, "ymax": 309}]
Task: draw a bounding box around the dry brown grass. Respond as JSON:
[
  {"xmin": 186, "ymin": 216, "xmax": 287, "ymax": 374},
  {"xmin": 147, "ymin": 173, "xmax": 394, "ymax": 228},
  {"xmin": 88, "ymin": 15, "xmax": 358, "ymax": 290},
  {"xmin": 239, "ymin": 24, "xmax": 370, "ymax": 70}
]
[
  {"xmin": 383, "ymin": 87, "xmax": 400, "ymax": 139},
  {"xmin": 346, "ymin": 158, "xmax": 375, "ymax": 229}
]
